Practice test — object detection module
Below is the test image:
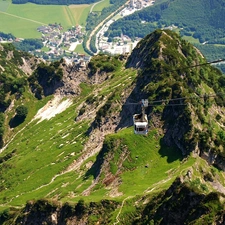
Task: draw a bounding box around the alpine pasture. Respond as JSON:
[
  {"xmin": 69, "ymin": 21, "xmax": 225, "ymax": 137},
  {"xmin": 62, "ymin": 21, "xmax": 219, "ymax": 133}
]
[{"xmin": 0, "ymin": 0, "xmax": 92, "ymax": 38}]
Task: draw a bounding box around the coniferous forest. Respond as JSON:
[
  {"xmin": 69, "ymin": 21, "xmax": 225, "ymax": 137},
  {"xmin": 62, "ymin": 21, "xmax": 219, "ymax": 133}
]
[
  {"xmin": 12, "ymin": 0, "xmax": 98, "ymax": 4},
  {"xmin": 106, "ymin": 0, "xmax": 225, "ymax": 44}
]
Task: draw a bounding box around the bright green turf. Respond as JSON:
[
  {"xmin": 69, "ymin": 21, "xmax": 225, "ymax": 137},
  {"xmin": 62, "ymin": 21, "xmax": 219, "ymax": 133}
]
[
  {"xmin": 0, "ymin": 1, "xmax": 91, "ymax": 38},
  {"xmin": 0, "ymin": 0, "xmax": 11, "ymax": 12},
  {"xmin": 92, "ymin": 0, "xmax": 111, "ymax": 12},
  {"xmin": 0, "ymin": 66, "xmax": 196, "ymax": 207}
]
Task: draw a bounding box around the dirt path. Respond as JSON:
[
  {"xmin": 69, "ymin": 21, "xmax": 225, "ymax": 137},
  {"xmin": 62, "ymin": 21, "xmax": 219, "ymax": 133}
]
[
  {"xmin": 90, "ymin": 0, "xmax": 104, "ymax": 13},
  {"xmin": 113, "ymin": 196, "xmax": 134, "ymax": 225},
  {"xmin": 0, "ymin": 11, "xmax": 47, "ymax": 25}
]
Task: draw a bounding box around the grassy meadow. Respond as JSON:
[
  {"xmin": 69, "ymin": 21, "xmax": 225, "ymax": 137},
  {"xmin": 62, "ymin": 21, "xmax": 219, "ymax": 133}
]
[
  {"xmin": 92, "ymin": 0, "xmax": 111, "ymax": 12},
  {"xmin": 68, "ymin": 4, "xmax": 90, "ymax": 26},
  {"xmin": 0, "ymin": 0, "xmax": 10, "ymax": 11},
  {"xmin": 0, "ymin": 0, "xmax": 92, "ymax": 38},
  {"xmin": 74, "ymin": 43, "xmax": 86, "ymax": 54}
]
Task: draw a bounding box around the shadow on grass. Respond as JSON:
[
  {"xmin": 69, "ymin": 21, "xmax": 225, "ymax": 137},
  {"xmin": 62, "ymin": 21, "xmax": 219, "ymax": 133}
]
[
  {"xmin": 212, "ymin": 163, "xmax": 223, "ymax": 172},
  {"xmin": 158, "ymin": 138, "xmax": 183, "ymax": 163},
  {"xmin": 9, "ymin": 116, "xmax": 25, "ymax": 128},
  {"xmin": 83, "ymin": 148, "xmax": 104, "ymax": 181}
]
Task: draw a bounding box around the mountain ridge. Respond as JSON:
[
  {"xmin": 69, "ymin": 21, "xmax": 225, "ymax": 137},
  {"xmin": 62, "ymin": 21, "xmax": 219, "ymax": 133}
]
[{"xmin": 0, "ymin": 29, "xmax": 225, "ymax": 224}]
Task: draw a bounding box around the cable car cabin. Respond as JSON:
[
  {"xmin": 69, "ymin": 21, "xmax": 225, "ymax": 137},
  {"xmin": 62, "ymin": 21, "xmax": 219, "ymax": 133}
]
[{"xmin": 133, "ymin": 113, "xmax": 148, "ymax": 135}]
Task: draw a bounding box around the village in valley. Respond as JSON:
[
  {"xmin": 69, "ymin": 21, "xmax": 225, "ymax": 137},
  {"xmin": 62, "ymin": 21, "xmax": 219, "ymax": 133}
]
[
  {"xmin": 96, "ymin": 0, "xmax": 155, "ymax": 54},
  {"xmin": 34, "ymin": 0, "xmax": 156, "ymax": 61},
  {"xmin": 0, "ymin": 0, "xmax": 156, "ymax": 65},
  {"xmin": 36, "ymin": 23, "xmax": 91, "ymax": 66}
]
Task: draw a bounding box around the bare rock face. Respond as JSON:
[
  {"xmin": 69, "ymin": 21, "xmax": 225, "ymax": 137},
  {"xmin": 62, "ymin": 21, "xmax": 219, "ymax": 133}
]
[
  {"xmin": 19, "ymin": 57, "xmax": 44, "ymax": 76},
  {"xmin": 27, "ymin": 59, "xmax": 90, "ymax": 98},
  {"xmin": 55, "ymin": 66, "xmax": 89, "ymax": 96}
]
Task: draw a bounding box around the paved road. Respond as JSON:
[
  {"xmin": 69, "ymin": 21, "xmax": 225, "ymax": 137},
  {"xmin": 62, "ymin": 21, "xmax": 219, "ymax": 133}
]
[{"xmin": 86, "ymin": 0, "xmax": 130, "ymax": 54}]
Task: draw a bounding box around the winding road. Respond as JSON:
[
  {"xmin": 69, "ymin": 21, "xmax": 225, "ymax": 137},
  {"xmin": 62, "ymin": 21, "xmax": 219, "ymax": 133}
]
[
  {"xmin": 90, "ymin": 0, "xmax": 104, "ymax": 13},
  {"xmin": 86, "ymin": 0, "xmax": 130, "ymax": 53}
]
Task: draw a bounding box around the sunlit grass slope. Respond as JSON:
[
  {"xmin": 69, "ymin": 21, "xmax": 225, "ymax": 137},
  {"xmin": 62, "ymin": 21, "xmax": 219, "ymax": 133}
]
[
  {"xmin": 0, "ymin": 124, "xmax": 196, "ymax": 208},
  {"xmin": 91, "ymin": 0, "xmax": 111, "ymax": 12},
  {"xmin": 0, "ymin": 98, "xmax": 89, "ymax": 205},
  {"xmin": 0, "ymin": 54, "xmax": 195, "ymax": 210},
  {"xmin": 0, "ymin": 0, "xmax": 91, "ymax": 38},
  {"xmin": 83, "ymin": 128, "xmax": 196, "ymax": 201}
]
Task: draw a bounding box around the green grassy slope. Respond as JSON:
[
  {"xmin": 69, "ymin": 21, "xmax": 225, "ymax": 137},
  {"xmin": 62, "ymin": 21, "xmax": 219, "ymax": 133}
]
[
  {"xmin": 0, "ymin": 50, "xmax": 196, "ymax": 210},
  {"xmin": 0, "ymin": 30, "xmax": 225, "ymax": 223},
  {"xmin": 87, "ymin": 128, "xmax": 195, "ymax": 197}
]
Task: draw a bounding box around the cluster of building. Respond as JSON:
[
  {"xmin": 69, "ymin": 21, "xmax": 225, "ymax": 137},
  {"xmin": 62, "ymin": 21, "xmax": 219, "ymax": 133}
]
[
  {"xmin": 35, "ymin": 24, "xmax": 91, "ymax": 65},
  {"xmin": 96, "ymin": 0, "xmax": 155, "ymax": 55},
  {"xmin": 0, "ymin": 0, "xmax": 156, "ymax": 64},
  {"xmin": 35, "ymin": 0, "xmax": 155, "ymax": 60},
  {"xmin": 130, "ymin": 0, "xmax": 155, "ymax": 9}
]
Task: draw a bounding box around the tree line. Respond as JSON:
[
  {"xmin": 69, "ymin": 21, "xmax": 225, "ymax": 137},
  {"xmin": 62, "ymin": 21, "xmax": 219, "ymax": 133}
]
[
  {"xmin": 12, "ymin": 0, "xmax": 98, "ymax": 4},
  {"xmin": 0, "ymin": 32, "xmax": 15, "ymax": 41},
  {"xmin": 13, "ymin": 39, "xmax": 43, "ymax": 52}
]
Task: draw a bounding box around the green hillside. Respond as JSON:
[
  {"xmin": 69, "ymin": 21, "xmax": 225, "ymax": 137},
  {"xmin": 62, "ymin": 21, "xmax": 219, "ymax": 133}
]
[
  {"xmin": 106, "ymin": 0, "xmax": 225, "ymax": 66},
  {"xmin": 0, "ymin": 30, "xmax": 225, "ymax": 224},
  {"xmin": 108, "ymin": 0, "xmax": 225, "ymax": 42}
]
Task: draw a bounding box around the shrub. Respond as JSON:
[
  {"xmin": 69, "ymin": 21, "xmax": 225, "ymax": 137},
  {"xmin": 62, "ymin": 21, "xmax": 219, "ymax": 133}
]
[
  {"xmin": 16, "ymin": 105, "xmax": 28, "ymax": 118},
  {"xmin": 216, "ymin": 114, "xmax": 221, "ymax": 121}
]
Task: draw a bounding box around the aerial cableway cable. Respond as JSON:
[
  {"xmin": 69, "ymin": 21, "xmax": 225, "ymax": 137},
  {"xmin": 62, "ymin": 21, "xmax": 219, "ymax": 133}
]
[
  {"xmin": 103, "ymin": 92, "xmax": 225, "ymax": 108},
  {"xmin": 167, "ymin": 58, "xmax": 225, "ymax": 72},
  {"xmin": 92, "ymin": 58, "xmax": 225, "ymax": 134},
  {"xmin": 125, "ymin": 92, "xmax": 225, "ymax": 107},
  {"xmin": 101, "ymin": 58, "xmax": 225, "ymax": 107}
]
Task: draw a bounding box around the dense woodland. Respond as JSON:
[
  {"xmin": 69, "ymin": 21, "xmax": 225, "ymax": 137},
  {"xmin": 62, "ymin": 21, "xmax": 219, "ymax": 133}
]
[
  {"xmin": 12, "ymin": 0, "xmax": 98, "ymax": 4},
  {"xmin": 106, "ymin": 0, "xmax": 225, "ymax": 66},
  {"xmin": 0, "ymin": 32, "xmax": 15, "ymax": 41},
  {"xmin": 107, "ymin": 0, "xmax": 225, "ymax": 43},
  {"xmin": 13, "ymin": 39, "xmax": 43, "ymax": 52}
]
